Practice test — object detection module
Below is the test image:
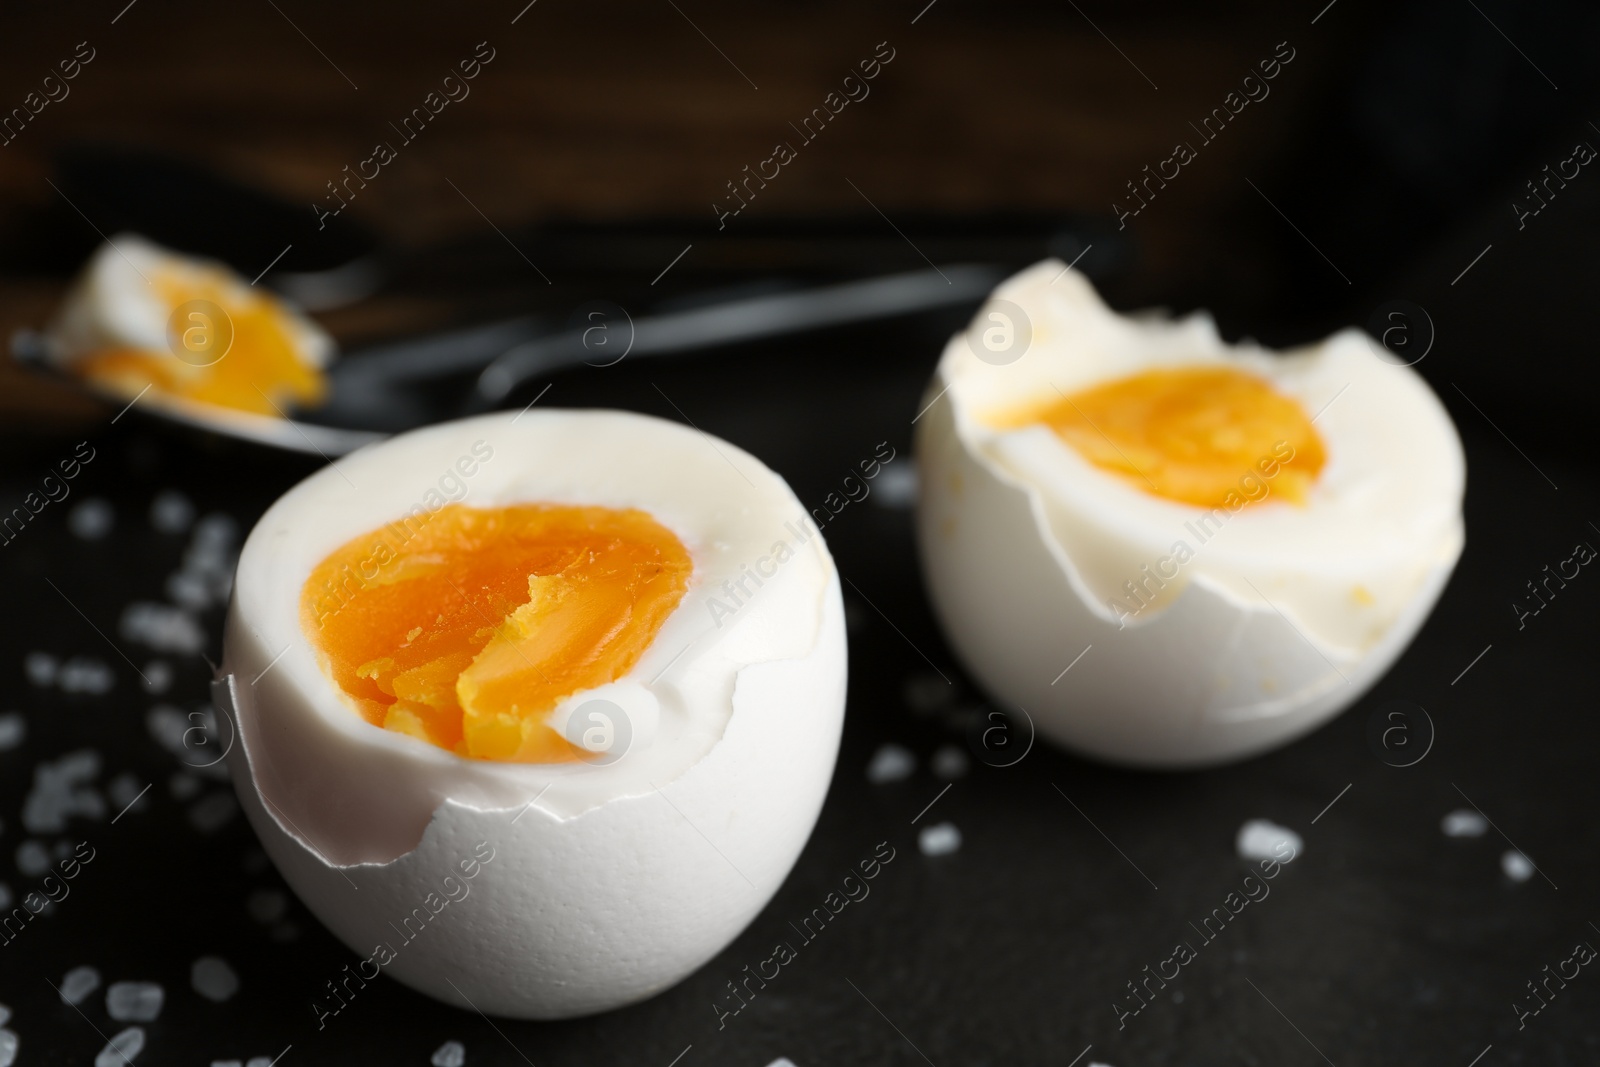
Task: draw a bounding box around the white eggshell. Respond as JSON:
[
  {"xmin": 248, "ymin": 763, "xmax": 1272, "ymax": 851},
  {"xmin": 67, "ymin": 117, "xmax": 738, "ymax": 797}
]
[
  {"xmin": 915, "ymin": 261, "xmax": 1465, "ymax": 768},
  {"xmin": 216, "ymin": 409, "xmax": 847, "ymax": 1018}
]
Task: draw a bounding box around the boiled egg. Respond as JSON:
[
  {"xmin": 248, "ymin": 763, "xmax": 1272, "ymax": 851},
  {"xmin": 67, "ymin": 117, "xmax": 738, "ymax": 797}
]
[
  {"xmin": 915, "ymin": 261, "xmax": 1464, "ymax": 767},
  {"xmin": 215, "ymin": 409, "xmax": 846, "ymax": 1018},
  {"xmin": 50, "ymin": 234, "xmax": 332, "ymax": 416}
]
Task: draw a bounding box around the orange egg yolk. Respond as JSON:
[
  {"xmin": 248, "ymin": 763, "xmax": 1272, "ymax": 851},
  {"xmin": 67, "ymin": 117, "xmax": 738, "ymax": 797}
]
[
  {"xmin": 989, "ymin": 366, "xmax": 1326, "ymax": 507},
  {"xmin": 75, "ymin": 266, "xmax": 325, "ymax": 417},
  {"xmin": 300, "ymin": 503, "xmax": 693, "ymax": 762}
]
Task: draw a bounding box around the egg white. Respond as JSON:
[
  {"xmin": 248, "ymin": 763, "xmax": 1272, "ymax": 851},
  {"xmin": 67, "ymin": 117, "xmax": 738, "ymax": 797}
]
[
  {"xmin": 217, "ymin": 409, "xmax": 847, "ymax": 1017},
  {"xmin": 916, "ymin": 261, "xmax": 1464, "ymax": 767},
  {"xmin": 50, "ymin": 233, "xmax": 334, "ymax": 371}
]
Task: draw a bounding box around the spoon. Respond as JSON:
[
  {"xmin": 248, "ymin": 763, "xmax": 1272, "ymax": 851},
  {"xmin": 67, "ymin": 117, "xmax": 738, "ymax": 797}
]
[{"xmin": 11, "ymin": 265, "xmax": 1004, "ymax": 457}]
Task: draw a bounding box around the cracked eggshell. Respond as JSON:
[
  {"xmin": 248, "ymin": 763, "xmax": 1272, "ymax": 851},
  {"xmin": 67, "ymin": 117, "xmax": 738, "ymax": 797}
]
[
  {"xmin": 914, "ymin": 261, "xmax": 1465, "ymax": 768},
  {"xmin": 215, "ymin": 409, "xmax": 847, "ymax": 1018}
]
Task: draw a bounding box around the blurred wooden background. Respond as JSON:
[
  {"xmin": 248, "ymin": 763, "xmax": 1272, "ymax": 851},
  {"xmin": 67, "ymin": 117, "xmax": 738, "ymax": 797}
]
[{"xmin": 1, "ymin": 0, "xmax": 1590, "ymax": 429}]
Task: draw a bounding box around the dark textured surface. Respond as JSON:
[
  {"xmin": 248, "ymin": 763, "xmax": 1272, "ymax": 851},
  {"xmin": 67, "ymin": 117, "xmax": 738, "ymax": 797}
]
[{"xmin": 1, "ymin": 262, "xmax": 1598, "ymax": 1066}]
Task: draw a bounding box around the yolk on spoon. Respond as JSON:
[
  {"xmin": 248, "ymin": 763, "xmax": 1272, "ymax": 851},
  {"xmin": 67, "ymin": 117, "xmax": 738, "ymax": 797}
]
[
  {"xmin": 301, "ymin": 503, "xmax": 692, "ymax": 762},
  {"xmin": 75, "ymin": 266, "xmax": 325, "ymax": 416},
  {"xmin": 988, "ymin": 365, "xmax": 1326, "ymax": 507}
]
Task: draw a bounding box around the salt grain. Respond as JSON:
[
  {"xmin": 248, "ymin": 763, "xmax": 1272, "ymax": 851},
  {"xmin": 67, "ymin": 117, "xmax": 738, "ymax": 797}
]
[
  {"xmin": 902, "ymin": 673, "xmax": 953, "ymax": 714},
  {"xmin": 918, "ymin": 821, "xmax": 962, "ymax": 857},
  {"xmin": 167, "ymin": 570, "xmax": 213, "ymax": 611},
  {"xmin": 872, "ymin": 462, "xmax": 918, "ymax": 509},
  {"xmin": 95, "ymin": 1026, "xmax": 144, "ymax": 1067},
  {"xmin": 866, "ymin": 743, "xmax": 916, "ymax": 784},
  {"xmin": 930, "ymin": 744, "xmax": 970, "ymax": 781},
  {"xmin": 164, "ymin": 513, "xmax": 240, "ymax": 611},
  {"xmin": 170, "ymin": 773, "xmax": 201, "ymax": 800},
  {"xmin": 1441, "ymin": 810, "xmax": 1488, "ymax": 838},
  {"xmin": 23, "ymin": 750, "xmax": 104, "ymax": 833},
  {"xmin": 192, "ymin": 956, "xmax": 240, "ymax": 1002},
  {"xmin": 16, "ymin": 841, "xmax": 51, "ymax": 877},
  {"xmin": 1236, "ymin": 819, "xmax": 1302, "ymax": 864},
  {"xmin": 60, "ymin": 965, "xmax": 101, "ymax": 1005},
  {"xmin": 58, "ymin": 657, "xmax": 114, "ymax": 695},
  {"xmin": 0, "ymin": 1028, "xmax": 15, "ymax": 1067},
  {"xmin": 432, "ymin": 1040, "xmax": 466, "ymax": 1067},
  {"xmin": 147, "ymin": 705, "xmax": 191, "ymax": 754},
  {"xmin": 246, "ymin": 1058, "xmax": 273, "ymax": 1067},
  {"xmin": 24, "ymin": 652, "xmax": 57, "ymax": 687},
  {"xmin": 108, "ymin": 773, "xmax": 147, "ymax": 814},
  {"xmin": 0, "ymin": 713, "xmax": 25, "ymax": 752},
  {"xmin": 120, "ymin": 602, "xmax": 205, "ymax": 655},
  {"xmin": 1502, "ymin": 850, "xmax": 1535, "ymax": 882},
  {"xmin": 150, "ymin": 490, "xmax": 195, "ymax": 534},
  {"xmin": 0, "ymin": 884, "xmax": 10, "ymax": 910},
  {"xmin": 764, "ymin": 1057, "xmax": 799, "ymax": 1067},
  {"xmin": 246, "ymin": 888, "xmax": 287, "ymax": 924},
  {"xmin": 195, "ymin": 512, "xmax": 239, "ymax": 546},
  {"xmin": 69, "ymin": 498, "xmax": 115, "ymax": 541},
  {"xmin": 210, "ymin": 1061, "xmax": 243, "ymax": 1067},
  {"xmin": 141, "ymin": 660, "xmax": 173, "ymax": 694},
  {"xmin": 106, "ymin": 981, "xmax": 164, "ymax": 1022},
  {"xmin": 189, "ymin": 793, "xmax": 238, "ymax": 834}
]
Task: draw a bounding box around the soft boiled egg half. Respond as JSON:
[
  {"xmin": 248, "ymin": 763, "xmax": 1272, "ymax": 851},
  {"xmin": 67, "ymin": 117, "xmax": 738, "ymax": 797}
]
[
  {"xmin": 50, "ymin": 234, "xmax": 332, "ymax": 417},
  {"xmin": 215, "ymin": 409, "xmax": 846, "ymax": 1018},
  {"xmin": 915, "ymin": 261, "xmax": 1464, "ymax": 767}
]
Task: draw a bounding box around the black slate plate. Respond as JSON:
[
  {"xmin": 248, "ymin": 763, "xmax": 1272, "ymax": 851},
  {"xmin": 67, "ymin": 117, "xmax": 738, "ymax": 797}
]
[{"xmin": 0, "ymin": 257, "xmax": 1596, "ymax": 1067}]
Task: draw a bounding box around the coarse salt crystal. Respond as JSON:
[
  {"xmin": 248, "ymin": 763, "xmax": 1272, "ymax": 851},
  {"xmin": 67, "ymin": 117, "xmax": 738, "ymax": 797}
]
[
  {"xmin": 60, "ymin": 965, "xmax": 101, "ymax": 1005},
  {"xmin": 192, "ymin": 956, "xmax": 240, "ymax": 1002},
  {"xmin": 1236, "ymin": 819, "xmax": 1302, "ymax": 864},
  {"xmin": 918, "ymin": 821, "xmax": 962, "ymax": 857},
  {"xmin": 16, "ymin": 841, "xmax": 51, "ymax": 877},
  {"xmin": 95, "ymin": 1026, "xmax": 143, "ymax": 1067},
  {"xmin": 0, "ymin": 713, "xmax": 24, "ymax": 752},
  {"xmin": 1502, "ymin": 850, "xmax": 1535, "ymax": 882},
  {"xmin": 141, "ymin": 660, "xmax": 173, "ymax": 694},
  {"xmin": 1441, "ymin": 809, "xmax": 1488, "ymax": 838},
  {"xmin": 106, "ymin": 981, "xmax": 164, "ymax": 1022},
  {"xmin": 930, "ymin": 743, "xmax": 970, "ymax": 780},
  {"xmin": 120, "ymin": 603, "xmax": 205, "ymax": 655},
  {"xmin": 24, "ymin": 652, "xmax": 56, "ymax": 687},
  {"xmin": 68, "ymin": 498, "xmax": 114, "ymax": 541},
  {"xmin": 57, "ymin": 657, "xmax": 114, "ymax": 694},
  {"xmin": 866, "ymin": 743, "xmax": 916, "ymax": 784},
  {"xmin": 23, "ymin": 750, "xmax": 104, "ymax": 833},
  {"xmin": 431, "ymin": 1040, "xmax": 466, "ymax": 1067},
  {"xmin": 872, "ymin": 462, "xmax": 918, "ymax": 509},
  {"xmin": 108, "ymin": 773, "xmax": 147, "ymax": 814},
  {"xmin": 150, "ymin": 490, "xmax": 195, "ymax": 534},
  {"xmin": 902, "ymin": 673, "xmax": 953, "ymax": 714}
]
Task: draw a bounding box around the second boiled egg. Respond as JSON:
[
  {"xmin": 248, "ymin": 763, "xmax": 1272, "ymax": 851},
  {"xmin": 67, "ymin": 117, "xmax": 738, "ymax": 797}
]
[{"xmin": 915, "ymin": 261, "xmax": 1464, "ymax": 767}]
